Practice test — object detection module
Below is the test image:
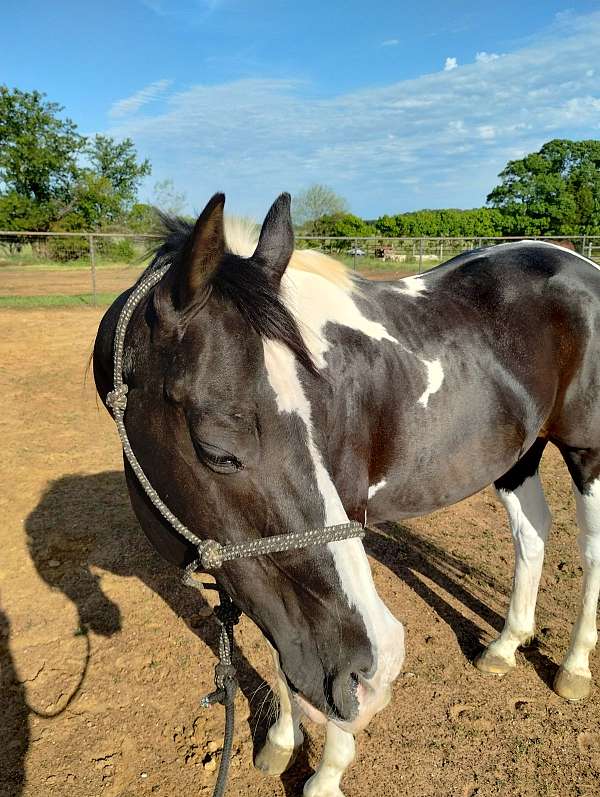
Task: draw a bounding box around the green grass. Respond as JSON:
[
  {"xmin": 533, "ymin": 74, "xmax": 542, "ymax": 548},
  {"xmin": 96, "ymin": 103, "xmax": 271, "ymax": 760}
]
[{"xmin": 0, "ymin": 292, "xmax": 120, "ymax": 309}]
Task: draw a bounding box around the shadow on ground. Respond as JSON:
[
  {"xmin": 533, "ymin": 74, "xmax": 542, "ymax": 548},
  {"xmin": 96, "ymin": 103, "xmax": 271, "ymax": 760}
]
[
  {"xmin": 365, "ymin": 522, "xmax": 559, "ymax": 688},
  {"xmin": 0, "ymin": 604, "xmax": 28, "ymax": 797},
  {"xmin": 14, "ymin": 473, "xmax": 559, "ymax": 796},
  {"xmin": 22, "ymin": 470, "xmax": 314, "ymax": 796}
]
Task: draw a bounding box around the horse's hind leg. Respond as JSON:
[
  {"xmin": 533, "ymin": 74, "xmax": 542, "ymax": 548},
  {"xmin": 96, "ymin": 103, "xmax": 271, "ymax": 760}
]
[
  {"xmin": 254, "ymin": 643, "xmax": 304, "ymax": 775},
  {"xmin": 553, "ymin": 448, "xmax": 600, "ymax": 701},
  {"xmin": 477, "ymin": 439, "xmax": 551, "ymax": 675}
]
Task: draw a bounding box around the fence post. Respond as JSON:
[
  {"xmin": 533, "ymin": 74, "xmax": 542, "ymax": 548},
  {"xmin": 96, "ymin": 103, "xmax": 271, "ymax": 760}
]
[
  {"xmin": 418, "ymin": 238, "xmax": 423, "ymax": 274},
  {"xmin": 89, "ymin": 234, "xmax": 97, "ymax": 307},
  {"xmin": 581, "ymin": 234, "xmax": 587, "ymax": 257},
  {"xmin": 353, "ymin": 239, "xmax": 357, "ymax": 271}
]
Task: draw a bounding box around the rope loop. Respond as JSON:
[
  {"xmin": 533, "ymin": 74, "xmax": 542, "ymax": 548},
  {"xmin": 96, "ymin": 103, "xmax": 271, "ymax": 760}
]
[
  {"xmin": 201, "ymin": 539, "xmax": 225, "ymax": 569},
  {"xmin": 214, "ymin": 601, "xmax": 242, "ymax": 629},
  {"xmin": 106, "ymin": 384, "xmax": 128, "ymax": 412}
]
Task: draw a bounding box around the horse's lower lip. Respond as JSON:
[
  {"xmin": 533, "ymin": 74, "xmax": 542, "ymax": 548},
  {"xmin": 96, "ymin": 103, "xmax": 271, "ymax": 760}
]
[{"xmin": 293, "ymin": 692, "xmax": 328, "ymax": 725}]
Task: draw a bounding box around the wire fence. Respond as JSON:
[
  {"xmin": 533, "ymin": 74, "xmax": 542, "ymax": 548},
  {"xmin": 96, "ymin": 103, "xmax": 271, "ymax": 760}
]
[{"xmin": 1, "ymin": 230, "xmax": 599, "ymax": 307}]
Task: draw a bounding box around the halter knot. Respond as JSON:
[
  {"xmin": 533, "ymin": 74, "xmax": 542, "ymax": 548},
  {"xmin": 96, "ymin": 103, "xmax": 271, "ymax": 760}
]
[
  {"xmin": 214, "ymin": 601, "xmax": 242, "ymax": 628},
  {"xmin": 106, "ymin": 385, "xmax": 128, "ymax": 412},
  {"xmin": 214, "ymin": 662, "xmax": 237, "ymax": 690},
  {"xmin": 201, "ymin": 539, "xmax": 225, "ymax": 569}
]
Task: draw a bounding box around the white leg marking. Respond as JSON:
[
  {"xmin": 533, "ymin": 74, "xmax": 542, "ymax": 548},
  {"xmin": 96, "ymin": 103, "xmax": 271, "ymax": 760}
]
[
  {"xmin": 255, "ymin": 643, "xmax": 304, "ymax": 775},
  {"xmin": 368, "ymin": 480, "xmax": 387, "ymax": 500},
  {"xmin": 263, "ymin": 340, "xmax": 405, "ymax": 709},
  {"xmin": 480, "ymin": 474, "xmax": 551, "ymax": 670},
  {"xmin": 417, "ymin": 358, "xmax": 444, "ymax": 407},
  {"xmin": 561, "ymin": 479, "xmax": 600, "ymax": 679},
  {"xmin": 303, "ymin": 722, "xmax": 355, "ymax": 797},
  {"xmin": 393, "ymin": 275, "xmax": 428, "ymax": 297}
]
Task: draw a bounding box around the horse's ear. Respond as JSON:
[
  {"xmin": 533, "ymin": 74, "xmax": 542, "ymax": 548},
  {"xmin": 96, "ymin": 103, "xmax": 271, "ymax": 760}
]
[
  {"xmin": 181, "ymin": 192, "xmax": 225, "ymax": 303},
  {"xmin": 253, "ymin": 193, "xmax": 294, "ymax": 283}
]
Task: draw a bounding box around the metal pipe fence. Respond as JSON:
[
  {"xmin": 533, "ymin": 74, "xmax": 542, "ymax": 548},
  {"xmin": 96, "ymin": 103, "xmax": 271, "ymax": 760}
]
[{"xmin": 1, "ymin": 230, "xmax": 599, "ymax": 307}]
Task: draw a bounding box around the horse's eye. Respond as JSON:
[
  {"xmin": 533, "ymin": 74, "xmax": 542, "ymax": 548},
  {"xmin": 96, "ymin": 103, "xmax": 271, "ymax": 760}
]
[{"xmin": 192, "ymin": 439, "xmax": 244, "ymax": 474}]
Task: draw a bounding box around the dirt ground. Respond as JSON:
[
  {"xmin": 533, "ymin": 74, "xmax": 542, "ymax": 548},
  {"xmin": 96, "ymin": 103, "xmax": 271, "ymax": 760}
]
[
  {"xmin": 0, "ymin": 265, "xmax": 412, "ymax": 299},
  {"xmin": 1, "ymin": 306, "xmax": 599, "ymax": 797},
  {"xmin": 0, "ymin": 266, "xmax": 145, "ymax": 297}
]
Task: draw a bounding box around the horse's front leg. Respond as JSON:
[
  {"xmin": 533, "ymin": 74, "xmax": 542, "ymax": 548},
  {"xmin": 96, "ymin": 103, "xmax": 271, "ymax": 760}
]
[
  {"xmin": 254, "ymin": 643, "xmax": 304, "ymax": 775},
  {"xmin": 303, "ymin": 722, "xmax": 355, "ymax": 797}
]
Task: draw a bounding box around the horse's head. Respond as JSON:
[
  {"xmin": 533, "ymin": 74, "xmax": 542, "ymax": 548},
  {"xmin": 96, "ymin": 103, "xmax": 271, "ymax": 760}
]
[{"xmin": 94, "ymin": 193, "xmax": 404, "ymax": 733}]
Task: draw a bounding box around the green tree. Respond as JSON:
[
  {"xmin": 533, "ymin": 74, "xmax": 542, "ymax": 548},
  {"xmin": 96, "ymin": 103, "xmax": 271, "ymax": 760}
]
[
  {"xmin": 0, "ymin": 86, "xmax": 152, "ymax": 231},
  {"xmin": 86, "ymin": 134, "xmax": 150, "ymax": 214},
  {"xmin": 0, "ymin": 86, "xmax": 84, "ymax": 204},
  {"xmin": 308, "ymin": 212, "xmax": 376, "ymax": 241},
  {"xmin": 487, "ymin": 139, "xmax": 600, "ymax": 235},
  {"xmin": 292, "ymin": 184, "xmax": 349, "ymax": 228},
  {"xmin": 373, "ymin": 207, "xmax": 505, "ymax": 237}
]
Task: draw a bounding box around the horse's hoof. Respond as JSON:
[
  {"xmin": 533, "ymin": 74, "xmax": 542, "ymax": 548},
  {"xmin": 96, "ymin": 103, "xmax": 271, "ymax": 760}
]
[
  {"xmin": 255, "ymin": 738, "xmax": 299, "ymax": 776},
  {"xmin": 553, "ymin": 668, "xmax": 591, "ymax": 702},
  {"xmin": 303, "ymin": 777, "xmax": 345, "ymax": 797},
  {"xmin": 475, "ymin": 648, "xmax": 515, "ymax": 675}
]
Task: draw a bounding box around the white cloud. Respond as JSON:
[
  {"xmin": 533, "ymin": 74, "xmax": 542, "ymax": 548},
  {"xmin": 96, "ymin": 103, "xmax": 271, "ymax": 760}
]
[
  {"xmin": 381, "ymin": 39, "xmax": 399, "ymax": 47},
  {"xmin": 478, "ymin": 125, "xmax": 496, "ymax": 140},
  {"xmin": 106, "ymin": 11, "xmax": 600, "ymax": 216},
  {"xmin": 476, "ymin": 51, "xmax": 501, "ymax": 63},
  {"xmin": 444, "ymin": 57, "xmax": 458, "ymax": 71},
  {"xmin": 110, "ymin": 79, "xmax": 173, "ymax": 118}
]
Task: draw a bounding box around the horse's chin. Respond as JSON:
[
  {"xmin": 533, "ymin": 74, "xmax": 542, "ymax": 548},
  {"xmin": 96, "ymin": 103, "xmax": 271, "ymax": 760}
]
[{"xmin": 293, "ymin": 683, "xmax": 393, "ymax": 734}]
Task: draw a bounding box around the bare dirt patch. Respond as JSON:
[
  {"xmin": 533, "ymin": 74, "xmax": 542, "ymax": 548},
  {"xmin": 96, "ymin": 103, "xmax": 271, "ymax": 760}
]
[
  {"xmin": 0, "ymin": 266, "xmax": 145, "ymax": 298},
  {"xmin": 1, "ymin": 307, "xmax": 598, "ymax": 797}
]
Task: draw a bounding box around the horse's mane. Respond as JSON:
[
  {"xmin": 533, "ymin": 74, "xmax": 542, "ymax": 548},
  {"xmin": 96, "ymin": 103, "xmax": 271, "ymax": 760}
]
[
  {"xmin": 223, "ymin": 215, "xmax": 351, "ymax": 291},
  {"xmin": 152, "ymin": 214, "xmax": 351, "ymax": 376}
]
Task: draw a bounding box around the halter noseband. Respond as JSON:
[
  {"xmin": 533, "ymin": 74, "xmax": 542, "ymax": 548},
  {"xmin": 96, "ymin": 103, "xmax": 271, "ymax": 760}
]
[{"xmin": 105, "ymin": 262, "xmax": 365, "ymax": 797}]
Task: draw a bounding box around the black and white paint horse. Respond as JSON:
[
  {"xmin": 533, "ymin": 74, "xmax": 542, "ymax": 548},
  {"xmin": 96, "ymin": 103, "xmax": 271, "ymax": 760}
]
[{"xmin": 94, "ymin": 193, "xmax": 600, "ymax": 797}]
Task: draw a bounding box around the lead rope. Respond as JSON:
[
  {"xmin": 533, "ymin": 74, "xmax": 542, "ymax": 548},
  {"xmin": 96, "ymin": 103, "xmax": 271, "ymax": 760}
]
[
  {"xmin": 199, "ymin": 588, "xmax": 242, "ymax": 797},
  {"xmin": 105, "ymin": 264, "xmax": 365, "ymax": 797}
]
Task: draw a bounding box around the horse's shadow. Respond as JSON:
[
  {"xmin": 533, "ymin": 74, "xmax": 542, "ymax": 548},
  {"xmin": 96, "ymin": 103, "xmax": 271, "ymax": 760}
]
[
  {"xmin": 19, "ymin": 473, "xmax": 557, "ymax": 797},
  {"xmin": 23, "ymin": 470, "xmax": 314, "ymax": 795},
  {"xmin": 365, "ymin": 521, "xmax": 558, "ymax": 688}
]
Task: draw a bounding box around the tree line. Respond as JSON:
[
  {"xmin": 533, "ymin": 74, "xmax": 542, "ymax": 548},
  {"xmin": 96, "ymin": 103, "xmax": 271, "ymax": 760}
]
[
  {"xmin": 1, "ymin": 86, "xmax": 599, "ymax": 237},
  {"xmin": 295, "ymin": 139, "xmax": 600, "ymax": 238}
]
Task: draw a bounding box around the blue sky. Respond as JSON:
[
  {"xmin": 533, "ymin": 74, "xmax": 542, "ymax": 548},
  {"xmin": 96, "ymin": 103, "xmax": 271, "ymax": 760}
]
[{"xmin": 3, "ymin": 1, "xmax": 600, "ymax": 218}]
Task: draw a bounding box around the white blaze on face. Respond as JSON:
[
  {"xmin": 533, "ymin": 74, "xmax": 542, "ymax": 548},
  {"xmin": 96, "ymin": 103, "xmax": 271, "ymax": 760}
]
[{"xmin": 262, "ymin": 338, "xmax": 404, "ymax": 698}]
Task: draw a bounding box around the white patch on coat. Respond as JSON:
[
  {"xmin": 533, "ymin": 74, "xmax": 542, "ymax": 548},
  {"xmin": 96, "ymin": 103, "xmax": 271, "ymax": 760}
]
[
  {"xmin": 368, "ymin": 480, "xmax": 387, "ymax": 500},
  {"xmin": 262, "ymin": 338, "xmax": 404, "ymax": 689},
  {"xmin": 417, "ymin": 358, "xmax": 444, "ymax": 406},
  {"xmin": 281, "ymin": 270, "xmax": 399, "ymax": 368},
  {"xmin": 394, "ymin": 275, "xmax": 428, "ymax": 297}
]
